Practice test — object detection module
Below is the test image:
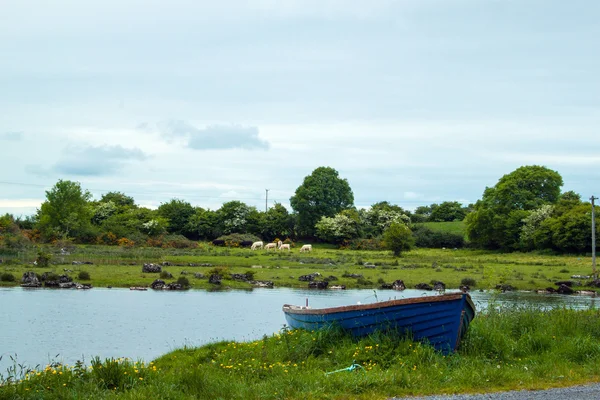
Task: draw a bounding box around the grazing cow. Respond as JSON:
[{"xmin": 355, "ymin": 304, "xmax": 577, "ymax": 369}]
[
  {"xmin": 251, "ymin": 241, "xmax": 264, "ymax": 250},
  {"xmin": 299, "ymin": 244, "xmax": 312, "ymax": 252},
  {"xmin": 264, "ymin": 242, "xmax": 277, "ymax": 251},
  {"xmin": 278, "ymin": 241, "xmax": 291, "ymax": 251}
]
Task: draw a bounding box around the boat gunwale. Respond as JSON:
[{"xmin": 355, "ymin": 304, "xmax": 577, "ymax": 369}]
[{"xmin": 283, "ymin": 292, "xmax": 473, "ymax": 315}]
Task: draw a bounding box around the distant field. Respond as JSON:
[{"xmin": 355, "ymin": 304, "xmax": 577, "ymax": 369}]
[
  {"xmin": 1, "ymin": 244, "xmax": 596, "ymax": 292},
  {"xmin": 419, "ymin": 221, "xmax": 466, "ymax": 237}
]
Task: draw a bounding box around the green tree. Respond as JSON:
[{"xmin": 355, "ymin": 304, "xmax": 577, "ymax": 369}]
[
  {"xmin": 100, "ymin": 192, "xmax": 135, "ymax": 209},
  {"xmin": 157, "ymin": 199, "xmax": 196, "ymax": 237},
  {"xmin": 261, "ymin": 203, "xmax": 293, "ymax": 240},
  {"xmin": 520, "ymin": 204, "xmax": 554, "ymax": 250},
  {"xmin": 489, "ymin": 165, "xmax": 563, "ymax": 213},
  {"xmin": 186, "ymin": 208, "xmax": 219, "ymax": 240},
  {"xmin": 361, "ymin": 204, "xmax": 411, "ymax": 238},
  {"xmin": 315, "ymin": 212, "xmax": 360, "ymax": 243},
  {"xmin": 383, "ymin": 222, "xmax": 414, "ymax": 256},
  {"xmin": 429, "ymin": 201, "xmax": 467, "ymax": 222},
  {"xmin": 290, "ymin": 167, "xmax": 354, "ymax": 236},
  {"xmin": 36, "ymin": 180, "xmax": 93, "ymax": 240},
  {"xmin": 466, "ymin": 166, "xmax": 563, "ymax": 250},
  {"xmin": 216, "ymin": 201, "xmax": 257, "ymax": 235}
]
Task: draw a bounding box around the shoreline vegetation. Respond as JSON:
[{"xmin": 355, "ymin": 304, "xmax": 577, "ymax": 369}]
[
  {"xmin": 2, "ymin": 305, "xmax": 600, "ymax": 399},
  {"xmin": 0, "ymin": 245, "xmax": 598, "ymax": 293}
]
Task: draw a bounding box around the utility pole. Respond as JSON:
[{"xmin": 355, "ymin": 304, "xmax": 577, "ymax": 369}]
[
  {"xmin": 592, "ymin": 196, "xmax": 598, "ymax": 280},
  {"xmin": 265, "ymin": 189, "xmax": 270, "ymax": 212}
]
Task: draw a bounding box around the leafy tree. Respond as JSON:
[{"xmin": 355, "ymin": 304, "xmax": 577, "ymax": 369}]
[
  {"xmin": 520, "ymin": 204, "xmax": 555, "ymax": 250},
  {"xmin": 290, "ymin": 167, "xmax": 354, "ymax": 236},
  {"xmin": 429, "ymin": 201, "xmax": 467, "ymax": 222},
  {"xmin": 157, "ymin": 199, "xmax": 196, "ymax": 237},
  {"xmin": 217, "ymin": 201, "xmax": 257, "ymax": 235},
  {"xmin": 549, "ymin": 204, "xmax": 597, "ymax": 253},
  {"xmin": 489, "ymin": 165, "xmax": 563, "ymax": 212},
  {"xmin": 100, "ymin": 192, "xmax": 135, "ymax": 209},
  {"xmin": 361, "ymin": 205, "xmax": 411, "ymax": 238},
  {"xmin": 383, "ymin": 222, "xmax": 414, "ymax": 256},
  {"xmin": 92, "ymin": 201, "xmax": 118, "ymax": 225},
  {"xmin": 466, "ymin": 166, "xmax": 563, "ymax": 250},
  {"xmin": 15, "ymin": 215, "xmax": 37, "ymax": 230},
  {"xmin": 315, "ymin": 213, "xmax": 360, "ymax": 243},
  {"xmin": 414, "ymin": 205, "xmax": 434, "ymax": 218},
  {"xmin": 186, "ymin": 208, "xmax": 219, "ymax": 240},
  {"xmin": 261, "ymin": 203, "xmax": 293, "ymax": 240},
  {"xmin": 36, "ymin": 180, "xmax": 93, "ymax": 240},
  {"xmin": 140, "ymin": 218, "xmax": 168, "ymax": 237}
]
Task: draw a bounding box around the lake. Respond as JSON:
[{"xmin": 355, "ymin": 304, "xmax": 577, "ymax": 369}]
[{"xmin": 1, "ymin": 287, "xmax": 597, "ymax": 374}]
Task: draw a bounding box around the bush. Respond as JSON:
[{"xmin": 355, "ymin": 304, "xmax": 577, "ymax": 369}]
[
  {"xmin": 176, "ymin": 276, "xmax": 190, "ymax": 287},
  {"xmin": 117, "ymin": 238, "xmax": 135, "ymax": 247},
  {"xmin": 383, "ymin": 223, "xmax": 414, "ymax": 257},
  {"xmin": 163, "ymin": 235, "xmax": 197, "ymax": 249},
  {"xmin": 160, "ymin": 271, "xmax": 173, "ymax": 279},
  {"xmin": 412, "ymin": 226, "xmax": 465, "ymax": 249},
  {"xmin": 216, "ymin": 233, "xmax": 262, "ymax": 247},
  {"xmin": 344, "ymin": 238, "xmax": 385, "ymax": 251},
  {"xmin": 0, "ymin": 272, "xmax": 16, "ymax": 282},
  {"xmin": 78, "ymin": 271, "xmax": 91, "ymax": 280},
  {"xmin": 35, "ymin": 251, "xmax": 52, "ymax": 267},
  {"xmin": 461, "ymin": 277, "xmax": 477, "ymax": 287}
]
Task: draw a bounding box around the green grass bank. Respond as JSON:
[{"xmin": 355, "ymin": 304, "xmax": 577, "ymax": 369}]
[{"xmin": 2, "ymin": 305, "xmax": 600, "ymax": 399}]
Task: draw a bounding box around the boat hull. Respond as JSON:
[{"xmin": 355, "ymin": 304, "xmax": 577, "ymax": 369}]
[{"xmin": 283, "ymin": 293, "xmax": 475, "ymax": 353}]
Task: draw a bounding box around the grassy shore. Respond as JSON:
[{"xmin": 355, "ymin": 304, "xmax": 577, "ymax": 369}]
[
  {"xmin": 2, "ymin": 305, "xmax": 600, "ymax": 399},
  {"xmin": 0, "ymin": 245, "xmax": 596, "ymax": 291}
]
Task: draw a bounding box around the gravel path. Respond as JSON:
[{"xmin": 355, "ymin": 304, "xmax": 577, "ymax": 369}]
[{"xmin": 392, "ymin": 383, "xmax": 600, "ymax": 400}]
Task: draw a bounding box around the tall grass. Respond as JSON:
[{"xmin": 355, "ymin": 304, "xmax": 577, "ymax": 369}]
[{"xmin": 3, "ymin": 305, "xmax": 600, "ymax": 399}]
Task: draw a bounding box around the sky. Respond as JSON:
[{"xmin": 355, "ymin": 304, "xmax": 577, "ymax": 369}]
[{"xmin": 1, "ymin": 0, "xmax": 599, "ymax": 217}]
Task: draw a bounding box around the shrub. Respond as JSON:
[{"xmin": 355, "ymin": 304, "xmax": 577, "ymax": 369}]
[
  {"xmin": 35, "ymin": 251, "xmax": 52, "ymax": 267},
  {"xmin": 41, "ymin": 272, "xmax": 60, "ymax": 282},
  {"xmin": 160, "ymin": 271, "xmax": 173, "ymax": 279},
  {"xmin": 78, "ymin": 271, "xmax": 91, "ymax": 280},
  {"xmin": 176, "ymin": 276, "xmax": 190, "ymax": 287},
  {"xmin": 345, "ymin": 238, "xmax": 385, "ymax": 251},
  {"xmin": 163, "ymin": 235, "xmax": 197, "ymax": 249},
  {"xmin": 208, "ymin": 266, "xmax": 230, "ymax": 279},
  {"xmin": 216, "ymin": 233, "xmax": 262, "ymax": 247},
  {"xmin": 412, "ymin": 226, "xmax": 465, "ymax": 249},
  {"xmin": 383, "ymin": 223, "xmax": 414, "ymax": 257},
  {"xmin": 0, "ymin": 272, "xmax": 16, "ymax": 282},
  {"xmin": 461, "ymin": 277, "xmax": 477, "ymax": 287},
  {"xmin": 96, "ymin": 232, "xmax": 118, "ymax": 245},
  {"xmin": 117, "ymin": 238, "xmax": 135, "ymax": 247}
]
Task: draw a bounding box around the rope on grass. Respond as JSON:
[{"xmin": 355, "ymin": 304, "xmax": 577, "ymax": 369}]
[{"xmin": 325, "ymin": 360, "xmax": 366, "ymax": 376}]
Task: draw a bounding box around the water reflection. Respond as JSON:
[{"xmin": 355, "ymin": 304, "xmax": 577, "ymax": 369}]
[{"xmin": 1, "ymin": 287, "xmax": 597, "ymax": 373}]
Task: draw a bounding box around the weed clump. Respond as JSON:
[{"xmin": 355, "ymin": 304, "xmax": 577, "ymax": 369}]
[
  {"xmin": 461, "ymin": 277, "xmax": 477, "ymax": 287},
  {"xmin": 78, "ymin": 271, "xmax": 91, "ymax": 280},
  {"xmin": 0, "ymin": 272, "xmax": 15, "ymax": 282}
]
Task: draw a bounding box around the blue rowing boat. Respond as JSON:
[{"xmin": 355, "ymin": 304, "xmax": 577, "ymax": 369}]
[{"xmin": 282, "ymin": 292, "xmax": 475, "ymax": 353}]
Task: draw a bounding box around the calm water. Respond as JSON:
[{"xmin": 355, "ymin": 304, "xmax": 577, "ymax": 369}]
[{"xmin": 1, "ymin": 287, "xmax": 597, "ymax": 373}]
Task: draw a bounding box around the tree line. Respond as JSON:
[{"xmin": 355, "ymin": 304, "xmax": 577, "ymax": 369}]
[{"xmin": 0, "ymin": 165, "xmax": 597, "ymax": 254}]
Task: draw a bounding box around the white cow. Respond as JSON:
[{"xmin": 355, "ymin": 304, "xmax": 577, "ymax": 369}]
[
  {"xmin": 251, "ymin": 241, "xmax": 263, "ymax": 250},
  {"xmin": 299, "ymin": 244, "xmax": 312, "ymax": 252},
  {"xmin": 264, "ymin": 242, "xmax": 277, "ymax": 251},
  {"xmin": 278, "ymin": 241, "xmax": 291, "ymax": 251}
]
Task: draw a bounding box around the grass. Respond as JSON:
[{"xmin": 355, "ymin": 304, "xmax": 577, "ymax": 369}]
[
  {"xmin": 3, "ymin": 305, "xmax": 600, "ymax": 399},
  {"xmin": 420, "ymin": 221, "xmax": 466, "ymax": 237},
  {"xmin": 0, "ymin": 244, "xmax": 596, "ymax": 291}
]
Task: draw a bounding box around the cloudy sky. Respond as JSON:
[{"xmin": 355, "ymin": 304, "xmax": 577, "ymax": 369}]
[{"xmin": 1, "ymin": 0, "xmax": 599, "ymax": 217}]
